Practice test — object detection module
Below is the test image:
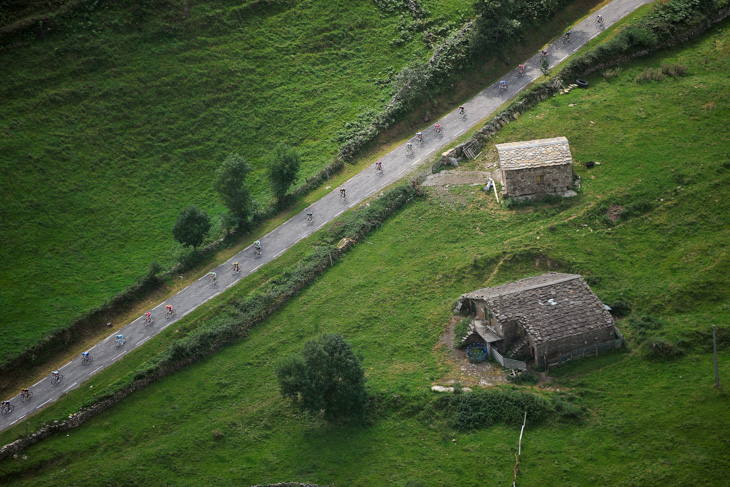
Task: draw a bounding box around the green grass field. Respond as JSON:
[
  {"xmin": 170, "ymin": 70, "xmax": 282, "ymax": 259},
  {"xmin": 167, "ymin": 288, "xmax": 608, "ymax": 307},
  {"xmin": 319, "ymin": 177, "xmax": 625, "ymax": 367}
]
[
  {"xmin": 0, "ymin": 0, "xmax": 474, "ymax": 362},
  {"xmin": 1, "ymin": 16, "xmax": 728, "ymax": 486}
]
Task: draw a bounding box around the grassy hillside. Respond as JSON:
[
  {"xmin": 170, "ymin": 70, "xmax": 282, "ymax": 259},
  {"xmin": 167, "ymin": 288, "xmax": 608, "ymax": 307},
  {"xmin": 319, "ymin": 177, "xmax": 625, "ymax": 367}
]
[
  {"xmin": 0, "ymin": 0, "xmax": 474, "ymax": 361},
  {"xmin": 1, "ymin": 17, "xmax": 728, "ymax": 487}
]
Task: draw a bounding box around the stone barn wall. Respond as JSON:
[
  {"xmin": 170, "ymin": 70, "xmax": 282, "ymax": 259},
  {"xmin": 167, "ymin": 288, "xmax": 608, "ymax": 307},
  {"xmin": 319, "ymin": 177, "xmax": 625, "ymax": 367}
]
[{"xmin": 502, "ymin": 164, "xmax": 573, "ymax": 197}]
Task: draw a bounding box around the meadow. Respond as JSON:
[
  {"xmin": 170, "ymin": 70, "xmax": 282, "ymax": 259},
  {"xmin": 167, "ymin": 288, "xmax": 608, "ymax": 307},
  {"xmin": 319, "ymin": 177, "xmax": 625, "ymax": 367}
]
[
  {"xmin": 0, "ymin": 16, "xmax": 728, "ymax": 486},
  {"xmin": 0, "ymin": 0, "xmax": 475, "ymax": 362}
]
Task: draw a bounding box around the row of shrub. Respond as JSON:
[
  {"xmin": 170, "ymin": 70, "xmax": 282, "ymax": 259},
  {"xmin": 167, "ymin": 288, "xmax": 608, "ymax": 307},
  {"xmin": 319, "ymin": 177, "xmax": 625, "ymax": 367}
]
[
  {"xmin": 336, "ymin": 0, "xmax": 575, "ymax": 161},
  {"xmin": 1, "ymin": 184, "xmax": 421, "ymax": 453}
]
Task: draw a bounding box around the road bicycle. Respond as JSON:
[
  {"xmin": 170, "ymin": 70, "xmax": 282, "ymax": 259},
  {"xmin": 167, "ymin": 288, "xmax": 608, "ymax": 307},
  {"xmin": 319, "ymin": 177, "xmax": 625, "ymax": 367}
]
[
  {"xmin": 305, "ymin": 213, "xmax": 314, "ymax": 224},
  {"xmin": 433, "ymin": 124, "xmax": 442, "ymax": 135},
  {"xmin": 51, "ymin": 373, "xmax": 64, "ymax": 385},
  {"xmin": 144, "ymin": 314, "xmax": 155, "ymax": 326},
  {"xmin": 20, "ymin": 390, "xmax": 33, "ymax": 402},
  {"xmin": 165, "ymin": 308, "xmax": 176, "ymax": 318},
  {"xmin": 0, "ymin": 403, "xmax": 14, "ymax": 416},
  {"xmin": 405, "ymin": 144, "xmax": 414, "ymax": 156},
  {"xmin": 81, "ymin": 354, "xmax": 93, "ymax": 366},
  {"xmin": 208, "ymin": 273, "xmax": 218, "ymax": 284}
]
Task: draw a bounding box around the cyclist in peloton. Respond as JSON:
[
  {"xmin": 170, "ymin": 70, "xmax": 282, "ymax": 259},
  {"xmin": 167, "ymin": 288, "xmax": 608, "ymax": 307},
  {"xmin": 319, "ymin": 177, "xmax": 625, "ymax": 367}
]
[
  {"xmin": 375, "ymin": 161, "xmax": 382, "ymax": 170},
  {"xmin": 416, "ymin": 132, "xmax": 423, "ymax": 142},
  {"xmin": 339, "ymin": 188, "xmax": 346, "ymax": 199},
  {"xmin": 405, "ymin": 142, "xmax": 413, "ymax": 154},
  {"xmin": 20, "ymin": 388, "xmax": 30, "ymax": 399},
  {"xmin": 81, "ymin": 351, "xmax": 90, "ymax": 359},
  {"xmin": 166, "ymin": 304, "xmax": 175, "ymax": 315},
  {"xmin": 144, "ymin": 311, "xmax": 152, "ymax": 323},
  {"xmin": 519, "ymin": 64, "xmax": 525, "ymax": 76},
  {"xmin": 564, "ymin": 29, "xmax": 572, "ymax": 41},
  {"xmin": 52, "ymin": 370, "xmax": 60, "ymax": 378},
  {"xmin": 232, "ymin": 262, "xmax": 240, "ymax": 272},
  {"xmin": 254, "ymin": 240, "xmax": 262, "ymax": 255},
  {"xmin": 1, "ymin": 400, "xmax": 10, "ymax": 412},
  {"xmin": 499, "ymin": 80, "xmax": 507, "ymax": 90},
  {"xmin": 116, "ymin": 334, "xmax": 124, "ymax": 344},
  {"xmin": 209, "ymin": 271, "xmax": 218, "ymax": 281},
  {"xmin": 434, "ymin": 123, "xmax": 442, "ymax": 134},
  {"xmin": 597, "ymin": 14, "xmax": 603, "ymax": 26},
  {"xmin": 541, "ymin": 49, "xmax": 548, "ymax": 58},
  {"xmin": 306, "ymin": 212, "xmax": 313, "ymax": 222},
  {"xmin": 458, "ymin": 105, "xmax": 465, "ymax": 115}
]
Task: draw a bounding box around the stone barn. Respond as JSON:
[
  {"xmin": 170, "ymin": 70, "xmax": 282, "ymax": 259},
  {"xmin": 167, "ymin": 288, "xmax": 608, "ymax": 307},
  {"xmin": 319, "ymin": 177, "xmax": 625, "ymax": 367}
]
[
  {"xmin": 496, "ymin": 137, "xmax": 574, "ymax": 198},
  {"xmin": 454, "ymin": 273, "xmax": 617, "ymax": 367}
]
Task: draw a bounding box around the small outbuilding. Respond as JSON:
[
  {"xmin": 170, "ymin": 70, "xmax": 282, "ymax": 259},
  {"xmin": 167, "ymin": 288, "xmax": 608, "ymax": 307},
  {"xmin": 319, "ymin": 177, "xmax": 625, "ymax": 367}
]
[
  {"xmin": 455, "ymin": 273, "xmax": 619, "ymax": 367},
  {"xmin": 497, "ymin": 137, "xmax": 574, "ymax": 198}
]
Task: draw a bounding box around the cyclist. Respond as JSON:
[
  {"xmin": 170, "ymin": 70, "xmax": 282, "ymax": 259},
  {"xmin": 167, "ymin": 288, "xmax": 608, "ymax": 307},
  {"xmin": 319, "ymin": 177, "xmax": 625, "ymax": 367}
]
[
  {"xmin": 232, "ymin": 262, "xmax": 240, "ymax": 272},
  {"xmin": 20, "ymin": 388, "xmax": 30, "ymax": 400},
  {"xmin": 458, "ymin": 105, "xmax": 465, "ymax": 116},
  {"xmin": 405, "ymin": 142, "xmax": 413, "ymax": 155},
  {"xmin": 434, "ymin": 123, "xmax": 442, "ymax": 134},
  {"xmin": 596, "ymin": 14, "xmax": 603, "ymax": 26},
  {"xmin": 81, "ymin": 351, "xmax": 90, "ymax": 359},
  {"xmin": 375, "ymin": 161, "xmax": 382, "ymax": 170},
  {"xmin": 306, "ymin": 212, "xmax": 313, "ymax": 222},
  {"xmin": 339, "ymin": 188, "xmax": 346, "ymax": 199},
  {"xmin": 499, "ymin": 80, "xmax": 507, "ymax": 91},
  {"xmin": 519, "ymin": 64, "xmax": 525, "ymax": 76},
  {"xmin": 116, "ymin": 334, "xmax": 124, "ymax": 345},
  {"xmin": 144, "ymin": 311, "xmax": 152, "ymax": 323},
  {"xmin": 416, "ymin": 132, "xmax": 423, "ymax": 143},
  {"xmin": 51, "ymin": 370, "xmax": 61, "ymax": 382},
  {"xmin": 1, "ymin": 400, "xmax": 10, "ymax": 413},
  {"xmin": 541, "ymin": 49, "xmax": 548, "ymax": 58},
  {"xmin": 209, "ymin": 271, "xmax": 218, "ymax": 282},
  {"xmin": 564, "ymin": 30, "xmax": 572, "ymax": 42}
]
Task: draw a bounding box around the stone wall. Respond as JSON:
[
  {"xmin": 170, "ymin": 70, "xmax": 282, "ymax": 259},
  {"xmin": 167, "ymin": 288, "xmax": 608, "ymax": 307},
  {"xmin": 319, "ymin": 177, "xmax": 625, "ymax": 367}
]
[{"xmin": 502, "ymin": 164, "xmax": 572, "ymax": 197}]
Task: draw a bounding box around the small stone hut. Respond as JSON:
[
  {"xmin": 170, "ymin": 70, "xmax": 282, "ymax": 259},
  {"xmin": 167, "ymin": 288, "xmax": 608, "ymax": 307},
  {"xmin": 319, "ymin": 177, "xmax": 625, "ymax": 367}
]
[
  {"xmin": 496, "ymin": 137, "xmax": 574, "ymax": 198},
  {"xmin": 454, "ymin": 273, "xmax": 617, "ymax": 367}
]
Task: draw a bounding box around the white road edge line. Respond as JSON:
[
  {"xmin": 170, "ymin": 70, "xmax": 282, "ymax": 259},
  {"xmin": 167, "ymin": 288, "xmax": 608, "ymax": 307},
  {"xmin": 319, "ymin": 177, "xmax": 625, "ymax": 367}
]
[
  {"xmin": 39, "ymin": 399, "xmax": 52, "ymax": 408},
  {"xmin": 138, "ymin": 336, "xmax": 151, "ymax": 346}
]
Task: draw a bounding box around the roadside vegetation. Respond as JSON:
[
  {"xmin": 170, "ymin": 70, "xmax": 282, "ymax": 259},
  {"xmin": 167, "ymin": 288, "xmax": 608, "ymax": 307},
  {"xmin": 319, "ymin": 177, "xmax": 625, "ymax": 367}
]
[
  {"xmin": 1, "ymin": 17, "xmax": 728, "ymax": 486},
  {"xmin": 0, "ymin": 0, "xmax": 475, "ymax": 362}
]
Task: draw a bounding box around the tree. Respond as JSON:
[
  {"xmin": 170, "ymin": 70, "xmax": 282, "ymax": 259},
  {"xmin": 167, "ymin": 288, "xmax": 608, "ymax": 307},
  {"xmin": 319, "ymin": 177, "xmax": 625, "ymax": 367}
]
[
  {"xmin": 275, "ymin": 333, "xmax": 368, "ymax": 421},
  {"xmin": 215, "ymin": 153, "xmax": 254, "ymax": 223},
  {"xmin": 172, "ymin": 205, "xmax": 211, "ymax": 250},
  {"xmin": 268, "ymin": 143, "xmax": 301, "ymax": 203}
]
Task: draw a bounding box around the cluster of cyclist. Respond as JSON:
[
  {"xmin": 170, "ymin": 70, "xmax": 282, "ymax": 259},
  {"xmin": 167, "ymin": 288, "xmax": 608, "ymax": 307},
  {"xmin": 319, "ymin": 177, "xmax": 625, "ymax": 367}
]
[{"xmin": 2, "ymin": 26, "xmax": 612, "ymax": 419}]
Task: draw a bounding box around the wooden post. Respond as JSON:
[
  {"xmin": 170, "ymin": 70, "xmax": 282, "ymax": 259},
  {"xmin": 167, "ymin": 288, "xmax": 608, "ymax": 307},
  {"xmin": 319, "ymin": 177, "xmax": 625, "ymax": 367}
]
[{"xmin": 713, "ymin": 325, "xmax": 721, "ymax": 389}]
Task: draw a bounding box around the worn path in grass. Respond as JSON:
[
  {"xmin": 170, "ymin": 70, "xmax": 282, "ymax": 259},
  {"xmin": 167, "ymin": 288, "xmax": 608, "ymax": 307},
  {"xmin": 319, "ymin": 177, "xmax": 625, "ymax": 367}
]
[{"xmin": 0, "ymin": 0, "xmax": 653, "ymax": 432}]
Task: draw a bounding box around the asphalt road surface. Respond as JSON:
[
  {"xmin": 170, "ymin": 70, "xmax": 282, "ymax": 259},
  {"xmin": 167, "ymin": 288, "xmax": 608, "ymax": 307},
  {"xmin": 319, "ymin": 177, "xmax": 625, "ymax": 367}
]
[{"xmin": 0, "ymin": 0, "xmax": 653, "ymax": 432}]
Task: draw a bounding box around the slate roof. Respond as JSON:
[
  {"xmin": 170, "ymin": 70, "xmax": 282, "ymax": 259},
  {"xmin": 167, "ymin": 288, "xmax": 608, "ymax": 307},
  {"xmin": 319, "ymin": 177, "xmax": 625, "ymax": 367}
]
[
  {"xmin": 458, "ymin": 273, "xmax": 614, "ymax": 345},
  {"xmin": 496, "ymin": 137, "xmax": 573, "ymax": 171}
]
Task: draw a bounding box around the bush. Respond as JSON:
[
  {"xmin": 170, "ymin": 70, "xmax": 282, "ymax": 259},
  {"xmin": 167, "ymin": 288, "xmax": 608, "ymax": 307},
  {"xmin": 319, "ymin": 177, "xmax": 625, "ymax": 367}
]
[
  {"xmin": 215, "ymin": 154, "xmax": 254, "ymax": 224},
  {"xmin": 172, "ymin": 205, "xmax": 211, "ymax": 250},
  {"xmin": 275, "ymin": 333, "xmax": 369, "ymax": 421},
  {"xmin": 269, "ymin": 143, "xmax": 301, "ymax": 204},
  {"xmin": 448, "ymin": 389, "xmax": 554, "ymax": 430},
  {"xmin": 661, "ymin": 63, "xmax": 687, "ymax": 77},
  {"xmin": 636, "ymin": 67, "xmax": 666, "ymax": 82},
  {"xmin": 454, "ymin": 318, "xmax": 471, "ymax": 348},
  {"xmin": 641, "ymin": 337, "xmax": 686, "ymax": 360}
]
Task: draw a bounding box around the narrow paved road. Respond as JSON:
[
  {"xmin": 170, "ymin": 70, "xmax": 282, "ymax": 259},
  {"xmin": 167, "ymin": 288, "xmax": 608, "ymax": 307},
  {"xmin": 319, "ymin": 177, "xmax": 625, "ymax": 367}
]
[{"xmin": 0, "ymin": 0, "xmax": 653, "ymax": 432}]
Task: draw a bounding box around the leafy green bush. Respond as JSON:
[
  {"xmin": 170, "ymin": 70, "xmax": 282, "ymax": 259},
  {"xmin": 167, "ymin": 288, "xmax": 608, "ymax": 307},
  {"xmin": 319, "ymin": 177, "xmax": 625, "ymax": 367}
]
[
  {"xmin": 641, "ymin": 337, "xmax": 686, "ymax": 360},
  {"xmin": 602, "ymin": 67, "xmax": 623, "ymax": 80},
  {"xmin": 454, "ymin": 317, "xmax": 471, "ymax": 348},
  {"xmin": 636, "ymin": 67, "xmax": 667, "ymax": 82},
  {"xmin": 447, "ymin": 389, "xmax": 554, "ymax": 430}
]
